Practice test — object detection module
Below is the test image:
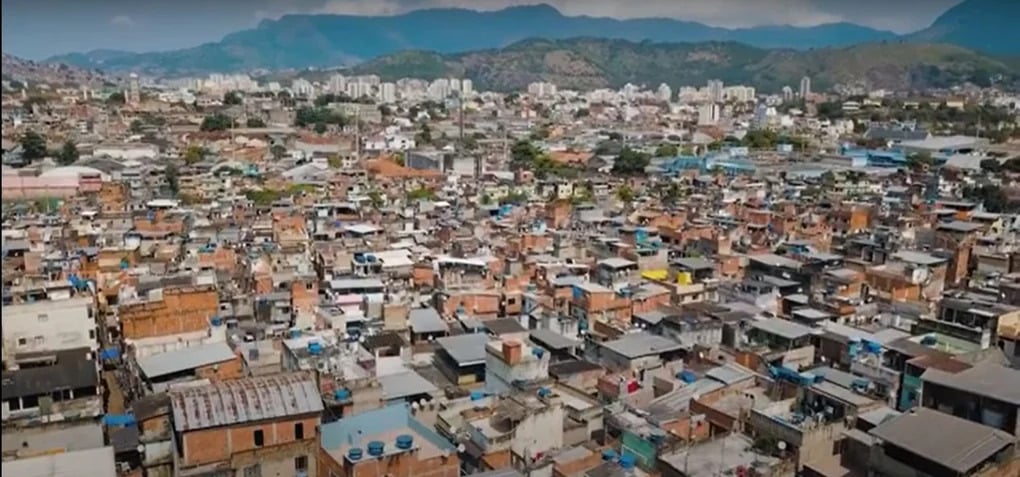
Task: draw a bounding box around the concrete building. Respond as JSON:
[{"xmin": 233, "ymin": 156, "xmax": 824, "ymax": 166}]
[
  {"xmin": 319, "ymin": 404, "xmax": 459, "ymax": 477},
  {"xmin": 484, "ymin": 340, "xmax": 551, "ymax": 394},
  {"xmin": 2, "ymin": 297, "xmax": 97, "ymax": 354},
  {"xmin": 169, "ymin": 373, "xmax": 323, "ymax": 477}
]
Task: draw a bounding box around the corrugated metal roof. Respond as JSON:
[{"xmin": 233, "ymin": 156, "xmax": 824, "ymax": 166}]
[
  {"xmin": 1, "ymin": 446, "xmax": 117, "ymax": 477},
  {"xmin": 137, "ymin": 342, "xmax": 236, "ymax": 380},
  {"xmin": 869, "ymin": 408, "xmax": 1013, "ymax": 473},
  {"xmin": 171, "ymin": 373, "xmax": 323, "ymax": 432}
]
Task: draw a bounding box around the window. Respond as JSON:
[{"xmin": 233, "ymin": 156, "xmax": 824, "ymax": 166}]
[
  {"xmin": 294, "ymin": 455, "xmax": 308, "ymax": 471},
  {"xmin": 37, "ymin": 314, "xmax": 48, "ymax": 322},
  {"xmin": 253, "ymin": 429, "xmax": 264, "ymax": 447},
  {"xmin": 243, "ymin": 464, "xmax": 261, "ymax": 477},
  {"xmin": 17, "ymin": 338, "xmax": 27, "ymax": 347},
  {"xmin": 88, "ymin": 329, "xmax": 96, "ymax": 340},
  {"xmin": 294, "ymin": 422, "xmax": 304, "ymax": 440}
]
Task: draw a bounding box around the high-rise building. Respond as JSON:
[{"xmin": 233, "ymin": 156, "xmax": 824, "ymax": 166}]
[
  {"xmin": 782, "ymin": 86, "xmax": 795, "ymax": 102},
  {"xmin": 800, "ymin": 76, "xmax": 812, "ymax": 99},
  {"xmin": 656, "ymin": 83, "xmax": 672, "ymax": 102},
  {"xmin": 328, "ymin": 74, "xmax": 346, "ymax": 94},
  {"xmin": 707, "ymin": 79, "xmax": 724, "ymax": 103},
  {"xmin": 378, "ymin": 82, "xmax": 397, "ymax": 103},
  {"xmin": 127, "ymin": 73, "xmax": 141, "ymax": 105},
  {"xmin": 527, "ymin": 82, "xmax": 558, "ymax": 98},
  {"xmin": 461, "ymin": 79, "xmax": 473, "ymax": 96},
  {"xmin": 698, "ymin": 103, "xmax": 721, "ymax": 125}
]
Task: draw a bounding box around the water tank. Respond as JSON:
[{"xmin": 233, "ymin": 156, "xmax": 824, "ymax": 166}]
[
  {"xmin": 395, "ymin": 434, "xmax": 414, "ymax": 450},
  {"xmin": 334, "ymin": 389, "xmax": 351, "ymax": 401},
  {"xmin": 601, "ymin": 449, "xmax": 617, "ymax": 461},
  {"xmin": 864, "ymin": 341, "xmax": 882, "ymax": 354},
  {"xmin": 211, "ymin": 317, "xmax": 223, "ymax": 327},
  {"xmin": 366, "ymin": 441, "xmax": 385, "ymax": 457},
  {"xmin": 532, "ymin": 347, "xmax": 545, "ymax": 358},
  {"xmin": 920, "ymin": 335, "xmax": 938, "ymax": 347},
  {"xmin": 347, "ymin": 448, "xmax": 363, "ymax": 461},
  {"xmin": 619, "ymin": 454, "xmax": 636, "ymax": 470},
  {"xmin": 308, "ymin": 342, "xmax": 322, "ymax": 355},
  {"xmin": 537, "ymin": 387, "xmax": 551, "ymax": 398},
  {"xmin": 678, "ymin": 370, "xmax": 698, "ymax": 384},
  {"xmin": 470, "ymin": 391, "xmax": 484, "ymax": 401},
  {"xmin": 289, "ymin": 329, "xmax": 301, "ymax": 339}
]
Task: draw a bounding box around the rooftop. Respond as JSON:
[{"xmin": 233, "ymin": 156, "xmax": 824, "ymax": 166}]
[
  {"xmin": 170, "ymin": 373, "xmax": 323, "ymax": 432},
  {"xmin": 869, "ymin": 408, "xmax": 1014, "ymax": 474},
  {"xmin": 602, "ymin": 332, "xmax": 684, "ymax": 359},
  {"xmin": 136, "ymin": 341, "xmax": 236, "ymax": 380}
]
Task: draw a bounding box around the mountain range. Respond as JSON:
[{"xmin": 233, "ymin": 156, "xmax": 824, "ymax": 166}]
[
  {"xmin": 41, "ymin": 0, "xmax": 1019, "ymax": 76},
  {"xmin": 347, "ymin": 39, "xmax": 1018, "ymax": 92}
]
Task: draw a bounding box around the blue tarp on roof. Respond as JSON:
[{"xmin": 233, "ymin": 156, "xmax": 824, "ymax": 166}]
[
  {"xmin": 100, "ymin": 348, "xmax": 120, "ymax": 361},
  {"xmin": 103, "ymin": 413, "xmax": 136, "ymax": 427}
]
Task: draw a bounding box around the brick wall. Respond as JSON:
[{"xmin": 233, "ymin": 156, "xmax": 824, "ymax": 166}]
[{"xmin": 120, "ymin": 286, "xmax": 217, "ymax": 339}]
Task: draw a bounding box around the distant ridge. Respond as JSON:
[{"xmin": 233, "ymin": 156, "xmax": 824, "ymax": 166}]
[
  {"xmin": 909, "ymin": 0, "xmax": 1020, "ymax": 55},
  {"xmin": 347, "ymin": 38, "xmax": 1019, "ymax": 92},
  {"xmin": 43, "ymin": 4, "xmax": 898, "ymax": 74}
]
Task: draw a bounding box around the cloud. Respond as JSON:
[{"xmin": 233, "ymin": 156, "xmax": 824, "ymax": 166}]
[{"xmin": 110, "ymin": 14, "xmax": 135, "ymax": 27}]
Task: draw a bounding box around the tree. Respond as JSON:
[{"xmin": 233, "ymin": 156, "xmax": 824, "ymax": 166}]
[
  {"xmin": 165, "ymin": 163, "xmax": 180, "ymax": 196},
  {"xmin": 654, "ymin": 143, "xmax": 679, "ymax": 157},
  {"xmin": 130, "ymin": 119, "xmax": 145, "ymax": 134},
  {"xmin": 246, "ymin": 117, "xmax": 266, "ymax": 128},
  {"xmin": 222, "ymin": 91, "xmax": 242, "ymax": 105},
  {"xmin": 19, "ymin": 131, "xmax": 47, "ymax": 160},
  {"xmin": 415, "ymin": 123, "xmax": 433, "ymax": 145},
  {"xmin": 183, "ymin": 146, "xmax": 207, "ymax": 165},
  {"xmin": 963, "ymin": 184, "xmax": 1013, "ymax": 213},
  {"xmin": 270, "ymin": 144, "xmax": 287, "ymax": 161},
  {"xmin": 906, "ymin": 152, "xmax": 935, "ymax": 171},
  {"xmin": 611, "ymin": 148, "xmax": 651, "ymax": 176},
  {"xmin": 57, "ymin": 140, "xmax": 79, "ymax": 166},
  {"xmin": 106, "ymin": 92, "xmax": 125, "ymax": 105},
  {"xmin": 200, "ymin": 114, "xmax": 232, "ymax": 132},
  {"xmin": 663, "ymin": 182, "xmax": 682, "ymax": 206},
  {"xmin": 406, "ymin": 186, "xmax": 437, "ymax": 202},
  {"xmin": 327, "ymin": 154, "xmax": 342, "ymax": 169},
  {"xmin": 367, "ymin": 189, "xmax": 385, "ymax": 209},
  {"xmin": 510, "ymin": 140, "xmax": 540, "ymax": 170},
  {"xmin": 1003, "ymin": 157, "xmax": 1020, "ymax": 173},
  {"xmin": 615, "ymin": 184, "xmax": 636, "ymax": 205},
  {"xmin": 393, "ymin": 152, "xmax": 405, "ymax": 167},
  {"xmin": 979, "ymin": 159, "xmax": 1002, "ymax": 173},
  {"xmin": 314, "ymin": 122, "xmax": 327, "ymax": 135}
]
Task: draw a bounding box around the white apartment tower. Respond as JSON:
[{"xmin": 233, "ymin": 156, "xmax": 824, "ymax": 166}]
[{"xmin": 800, "ymin": 76, "xmax": 812, "ymax": 99}]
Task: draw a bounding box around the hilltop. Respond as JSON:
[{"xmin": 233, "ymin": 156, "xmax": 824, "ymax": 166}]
[
  {"xmin": 349, "ymin": 39, "xmax": 1019, "ymax": 92},
  {"xmin": 44, "ymin": 4, "xmax": 896, "ymax": 74}
]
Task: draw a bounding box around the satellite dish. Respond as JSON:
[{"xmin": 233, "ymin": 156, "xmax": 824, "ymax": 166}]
[
  {"xmin": 777, "ymin": 441, "xmax": 787, "ymax": 451},
  {"xmin": 457, "ymin": 444, "xmax": 466, "ymax": 453}
]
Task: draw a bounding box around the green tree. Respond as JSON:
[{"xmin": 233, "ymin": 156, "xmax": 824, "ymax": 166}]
[
  {"xmin": 480, "ymin": 193, "xmax": 492, "ymax": 205},
  {"xmin": 393, "ymin": 152, "xmax": 405, "ymax": 167},
  {"xmin": 165, "ymin": 163, "xmax": 180, "ymax": 196},
  {"xmin": 106, "ymin": 92, "xmax": 125, "ymax": 105},
  {"xmin": 327, "ymin": 154, "xmax": 342, "ymax": 169},
  {"xmin": 182, "ymin": 146, "xmax": 207, "ymax": 165},
  {"xmin": 611, "ymin": 148, "xmax": 651, "ymax": 176},
  {"xmin": 314, "ymin": 123, "xmax": 328, "ymax": 135},
  {"xmin": 415, "ymin": 123, "xmax": 433, "ymax": 145},
  {"xmin": 367, "ymin": 189, "xmax": 385, "ymax": 209},
  {"xmin": 270, "ymin": 144, "xmax": 287, "ymax": 161},
  {"xmin": 57, "ymin": 140, "xmax": 79, "ymax": 166},
  {"xmin": 222, "ymin": 91, "xmax": 242, "ymax": 105},
  {"xmin": 615, "ymin": 184, "xmax": 636, "ymax": 205},
  {"xmin": 406, "ymin": 186, "xmax": 437, "ymax": 202},
  {"xmin": 200, "ymin": 114, "xmax": 232, "ymax": 132},
  {"xmin": 500, "ymin": 189, "xmax": 529, "ymax": 205},
  {"xmin": 130, "ymin": 119, "xmax": 145, "ymax": 134},
  {"xmin": 663, "ymin": 182, "xmax": 682, "ymax": 206},
  {"xmin": 963, "ymin": 184, "xmax": 1014, "ymax": 213},
  {"xmin": 906, "ymin": 152, "xmax": 935, "ymax": 171},
  {"xmin": 510, "ymin": 140, "xmax": 540, "ymax": 170},
  {"xmin": 19, "ymin": 131, "xmax": 47, "ymax": 160},
  {"xmin": 979, "ymin": 159, "xmax": 1002, "ymax": 173},
  {"xmin": 654, "ymin": 143, "xmax": 679, "ymax": 157},
  {"xmin": 246, "ymin": 117, "xmax": 266, "ymax": 128}
]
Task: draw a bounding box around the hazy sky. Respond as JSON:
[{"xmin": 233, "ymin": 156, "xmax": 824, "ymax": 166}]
[{"xmin": 3, "ymin": 0, "xmax": 964, "ymax": 59}]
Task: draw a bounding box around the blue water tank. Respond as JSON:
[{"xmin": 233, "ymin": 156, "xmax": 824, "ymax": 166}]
[
  {"xmin": 677, "ymin": 370, "xmax": 698, "ymax": 384},
  {"xmin": 334, "ymin": 389, "xmax": 351, "ymax": 401},
  {"xmin": 308, "ymin": 342, "xmax": 322, "ymax": 355},
  {"xmin": 367, "ymin": 441, "xmax": 385, "ymax": 457},
  {"xmin": 920, "ymin": 335, "xmax": 938, "ymax": 346},
  {"xmin": 290, "ymin": 329, "xmax": 301, "ymax": 339},
  {"xmin": 532, "ymin": 347, "xmax": 545, "ymax": 358},
  {"xmin": 864, "ymin": 341, "xmax": 882, "ymax": 354},
  {"xmin": 395, "ymin": 434, "xmax": 414, "ymax": 450},
  {"xmin": 601, "ymin": 449, "xmax": 617, "ymax": 461},
  {"xmin": 470, "ymin": 391, "xmax": 485, "ymax": 401},
  {"xmin": 619, "ymin": 454, "xmax": 636, "ymax": 470},
  {"xmin": 210, "ymin": 317, "xmax": 223, "ymax": 327},
  {"xmin": 537, "ymin": 387, "xmax": 551, "ymax": 398},
  {"xmin": 347, "ymin": 448, "xmax": 363, "ymax": 461}
]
